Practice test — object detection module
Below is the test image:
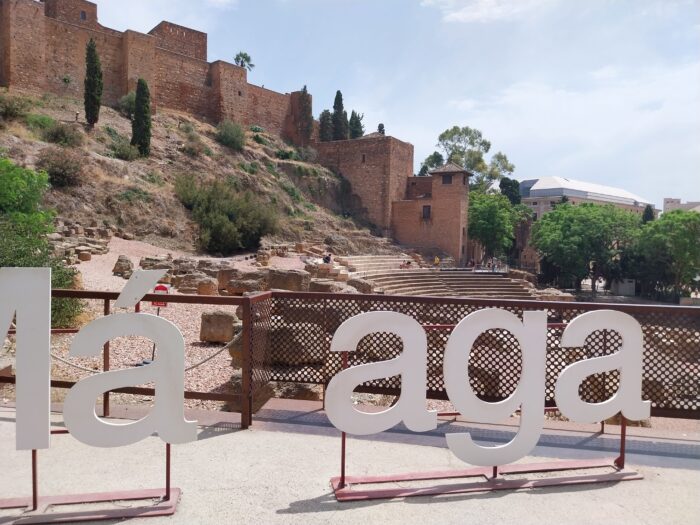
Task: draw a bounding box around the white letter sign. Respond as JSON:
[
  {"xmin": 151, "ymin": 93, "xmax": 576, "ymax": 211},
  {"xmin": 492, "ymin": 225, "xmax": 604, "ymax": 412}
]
[
  {"xmin": 443, "ymin": 309, "xmax": 547, "ymax": 466},
  {"xmin": 325, "ymin": 312, "xmax": 437, "ymax": 435},
  {"xmin": 555, "ymin": 310, "xmax": 650, "ymax": 424}
]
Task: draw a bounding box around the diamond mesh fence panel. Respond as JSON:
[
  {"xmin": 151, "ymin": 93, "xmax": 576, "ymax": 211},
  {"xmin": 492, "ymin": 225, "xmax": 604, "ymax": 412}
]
[{"xmin": 253, "ymin": 293, "xmax": 699, "ymax": 418}]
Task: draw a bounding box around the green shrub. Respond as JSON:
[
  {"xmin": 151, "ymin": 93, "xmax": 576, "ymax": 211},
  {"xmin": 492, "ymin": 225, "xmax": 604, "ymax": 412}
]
[
  {"xmin": 249, "ymin": 125, "xmax": 265, "ymax": 133},
  {"xmin": 181, "ymin": 121, "xmax": 195, "ymax": 135},
  {"xmin": 182, "ymin": 137, "xmax": 205, "ymax": 157},
  {"xmin": 36, "ymin": 147, "xmax": 83, "ymax": 187},
  {"xmin": 25, "ymin": 113, "xmax": 56, "ymax": 132},
  {"xmin": 253, "ymin": 134, "xmax": 269, "ymax": 146},
  {"xmin": 143, "ymin": 171, "xmax": 165, "ymax": 186},
  {"xmin": 118, "ymin": 91, "xmax": 136, "ymax": 119},
  {"xmin": 0, "ymin": 158, "xmax": 83, "ymax": 327},
  {"xmin": 275, "ymin": 149, "xmax": 299, "ymax": 161},
  {"xmin": 117, "ymin": 186, "xmax": 151, "ymax": 203},
  {"xmin": 174, "ymin": 175, "xmax": 277, "ymax": 255},
  {"xmin": 216, "ymin": 120, "xmax": 245, "ymax": 151},
  {"xmin": 43, "ymin": 123, "xmax": 83, "ymax": 147},
  {"xmin": 0, "ymin": 93, "xmax": 31, "ymax": 120},
  {"xmin": 239, "ymin": 161, "xmax": 259, "ymax": 175},
  {"xmin": 281, "ymin": 182, "xmax": 302, "ymax": 203},
  {"xmin": 298, "ymin": 147, "xmax": 318, "ymax": 163},
  {"xmin": 110, "ymin": 138, "xmax": 140, "ymax": 161}
]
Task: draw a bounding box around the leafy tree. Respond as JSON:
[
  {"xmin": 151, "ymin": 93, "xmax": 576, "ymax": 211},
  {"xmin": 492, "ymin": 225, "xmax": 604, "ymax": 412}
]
[
  {"xmin": 634, "ymin": 210, "xmax": 700, "ymax": 299},
  {"xmin": 234, "ymin": 51, "xmax": 255, "ymax": 71},
  {"xmin": 531, "ymin": 203, "xmax": 640, "ymax": 291},
  {"xmin": 435, "ymin": 125, "xmax": 514, "ymax": 192},
  {"xmin": 418, "ymin": 151, "xmax": 444, "ymax": 176},
  {"xmin": 349, "ymin": 110, "xmax": 364, "ymax": 139},
  {"xmin": 499, "ymin": 176, "xmax": 521, "ymax": 205},
  {"xmin": 377, "ymin": 123, "xmax": 385, "ymax": 135},
  {"xmin": 0, "ymin": 158, "xmax": 82, "ymax": 327},
  {"xmin": 319, "ymin": 110, "xmax": 333, "ymax": 142},
  {"xmin": 642, "ymin": 204, "xmax": 655, "ymax": 224},
  {"xmin": 331, "ymin": 91, "xmax": 348, "ymax": 140},
  {"xmin": 131, "ymin": 78, "xmax": 151, "ymax": 156},
  {"xmin": 297, "ymin": 85, "xmax": 313, "ymax": 146},
  {"xmin": 84, "ymin": 38, "xmax": 103, "ymax": 129},
  {"xmin": 468, "ymin": 192, "xmax": 519, "ymax": 259}
]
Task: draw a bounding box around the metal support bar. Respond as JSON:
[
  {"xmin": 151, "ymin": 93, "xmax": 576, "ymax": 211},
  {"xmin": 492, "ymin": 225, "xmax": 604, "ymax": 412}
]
[
  {"xmin": 332, "ymin": 411, "xmax": 638, "ymax": 501},
  {"xmin": 102, "ymin": 299, "xmax": 110, "ymax": 418}
]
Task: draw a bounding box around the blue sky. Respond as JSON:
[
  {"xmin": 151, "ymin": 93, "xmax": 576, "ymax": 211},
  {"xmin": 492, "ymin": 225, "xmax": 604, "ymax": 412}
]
[{"xmin": 94, "ymin": 0, "xmax": 699, "ymax": 208}]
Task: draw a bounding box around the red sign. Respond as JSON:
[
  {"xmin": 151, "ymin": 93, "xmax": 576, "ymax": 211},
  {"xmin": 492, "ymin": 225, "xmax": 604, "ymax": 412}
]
[{"xmin": 151, "ymin": 284, "xmax": 169, "ymax": 307}]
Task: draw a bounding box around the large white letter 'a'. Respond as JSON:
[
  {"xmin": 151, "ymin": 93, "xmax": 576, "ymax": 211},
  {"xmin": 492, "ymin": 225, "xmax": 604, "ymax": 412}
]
[{"xmin": 325, "ymin": 312, "xmax": 437, "ymax": 435}]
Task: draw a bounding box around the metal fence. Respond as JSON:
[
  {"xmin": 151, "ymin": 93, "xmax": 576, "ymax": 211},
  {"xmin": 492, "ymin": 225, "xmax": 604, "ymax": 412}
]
[
  {"xmin": 264, "ymin": 292, "xmax": 700, "ymax": 419},
  {"xmin": 1, "ymin": 290, "xmax": 698, "ymax": 423}
]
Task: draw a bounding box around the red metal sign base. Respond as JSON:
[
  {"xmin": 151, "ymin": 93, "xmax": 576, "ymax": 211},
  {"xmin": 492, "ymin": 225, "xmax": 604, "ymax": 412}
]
[
  {"xmin": 0, "ymin": 488, "xmax": 181, "ymax": 524},
  {"xmin": 331, "ymin": 458, "xmax": 642, "ymax": 501}
]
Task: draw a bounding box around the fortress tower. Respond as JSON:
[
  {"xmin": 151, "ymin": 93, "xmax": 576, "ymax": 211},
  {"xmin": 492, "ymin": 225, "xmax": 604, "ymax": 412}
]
[{"xmin": 0, "ymin": 0, "xmax": 308, "ymax": 143}]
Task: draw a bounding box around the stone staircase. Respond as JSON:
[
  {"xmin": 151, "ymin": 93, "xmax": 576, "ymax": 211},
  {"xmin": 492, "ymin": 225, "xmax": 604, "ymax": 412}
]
[{"xmin": 337, "ymin": 256, "xmax": 535, "ymax": 299}]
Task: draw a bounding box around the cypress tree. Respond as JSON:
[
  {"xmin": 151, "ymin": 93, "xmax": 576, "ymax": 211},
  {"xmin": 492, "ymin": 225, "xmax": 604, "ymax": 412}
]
[
  {"xmin": 297, "ymin": 85, "xmax": 313, "ymax": 146},
  {"xmin": 642, "ymin": 204, "xmax": 655, "ymax": 224},
  {"xmin": 377, "ymin": 123, "xmax": 385, "ymax": 135},
  {"xmin": 349, "ymin": 110, "xmax": 364, "ymax": 139},
  {"xmin": 84, "ymin": 38, "xmax": 103, "ymax": 129},
  {"xmin": 131, "ymin": 78, "xmax": 152, "ymax": 157},
  {"xmin": 332, "ymin": 90, "xmax": 348, "ymax": 140},
  {"xmin": 319, "ymin": 110, "xmax": 333, "ymax": 142}
]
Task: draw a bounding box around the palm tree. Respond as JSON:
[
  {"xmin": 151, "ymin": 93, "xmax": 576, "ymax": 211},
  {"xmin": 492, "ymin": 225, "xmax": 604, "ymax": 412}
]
[{"xmin": 234, "ymin": 51, "xmax": 255, "ymax": 72}]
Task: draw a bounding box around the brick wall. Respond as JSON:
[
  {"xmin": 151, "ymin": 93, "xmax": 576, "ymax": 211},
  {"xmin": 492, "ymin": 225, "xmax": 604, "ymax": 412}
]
[
  {"xmin": 44, "ymin": 17, "xmax": 124, "ymax": 104},
  {"xmin": 44, "ymin": 0, "xmax": 98, "ymax": 30},
  {"xmin": 0, "ymin": 0, "xmax": 304, "ymax": 142},
  {"xmin": 154, "ymin": 49, "xmax": 212, "ymax": 119},
  {"xmin": 0, "ymin": 0, "xmax": 12, "ymax": 87},
  {"xmin": 316, "ymin": 135, "xmax": 413, "ymax": 231},
  {"xmin": 392, "ymin": 172, "xmax": 469, "ymax": 264},
  {"xmin": 245, "ymin": 84, "xmax": 292, "ymax": 138},
  {"xmin": 122, "ymin": 30, "xmax": 156, "ymax": 102},
  {"xmin": 149, "ymin": 21, "xmax": 207, "ymax": 61}
]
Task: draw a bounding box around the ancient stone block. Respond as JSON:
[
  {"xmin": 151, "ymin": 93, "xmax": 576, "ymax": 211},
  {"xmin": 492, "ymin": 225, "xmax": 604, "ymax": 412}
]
[
  {"xmin": 269, "ymin": 269, "xmax": 310, "ymax": 292},
  {"xmin": 200, "ymin": 310, "xmax": 241, "ymax": 344}
]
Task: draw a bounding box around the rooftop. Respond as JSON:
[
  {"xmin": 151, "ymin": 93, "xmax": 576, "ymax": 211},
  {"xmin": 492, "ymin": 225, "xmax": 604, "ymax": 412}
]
[
  {"xmin": 429, "ymin": 163, "xmax": 471, "ymax": 175},
  {"xmin": 522, "ymin": 176, "xmax": 653, "ymax": 207}
]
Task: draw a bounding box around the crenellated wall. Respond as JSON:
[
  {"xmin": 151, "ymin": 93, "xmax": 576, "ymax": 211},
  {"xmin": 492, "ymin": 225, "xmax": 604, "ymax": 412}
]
[{"xmin": 0, "ymin": 0, "xmax": 305, "ymax": 143}]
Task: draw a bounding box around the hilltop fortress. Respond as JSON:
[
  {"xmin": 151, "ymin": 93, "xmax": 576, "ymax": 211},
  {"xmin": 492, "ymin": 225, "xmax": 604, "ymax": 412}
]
[{"xmin": 0, "ymin": 0, "xmax": 469, "ymax": 265}]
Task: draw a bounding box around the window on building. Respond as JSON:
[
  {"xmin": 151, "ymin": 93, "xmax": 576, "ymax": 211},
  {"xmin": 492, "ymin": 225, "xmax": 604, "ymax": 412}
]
[
  {"xmin": 238, "ymin": 91, "xmax": 242, "ymax": 96},
  {"xmin": 422, "ymin": 205, "xmax": 431, "ymax": 220},
  {"xmin": 442, "ymin": 174, "xmax": 453, "ymax": 185},
  {"xmin": 80, "ymin": 10, "xmax": 87, "ymax": 21},
  {"xmin": 362, "ymin": 154, "xmax": 366, "ymax": 164},
  {"xmin": 462, "ymin": 246, "xmax": 465, "ymax": 254},
  {"xmin": 531, "ymin": 201, "xmax": 538, "ymax": 206},
  {"xmin": 533, "ymin": 212, "xmax": 538, "ymax": 221},
  {"xmin": 462, "ymin": 227, "xmax": 466, "ymax": 237},
  {"xmin": 463, "ymin": 175, "xmax": 467, "ymax": 185}
]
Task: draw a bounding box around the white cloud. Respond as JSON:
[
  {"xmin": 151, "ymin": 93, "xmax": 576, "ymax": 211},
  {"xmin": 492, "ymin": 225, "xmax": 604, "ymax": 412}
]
[
  {"xmin": 449, "ymin": 98, "xmax": 478, "ymax": 111},
  {"xmin": 421, "ymin": 0, "xmax": 557, "ymax": 23},
  {"xmin": 450, "ymin": 61, "xmax": 700, "ymax": 205}
]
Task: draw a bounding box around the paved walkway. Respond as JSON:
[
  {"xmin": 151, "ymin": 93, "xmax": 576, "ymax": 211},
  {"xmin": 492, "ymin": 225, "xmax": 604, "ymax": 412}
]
[{"xmin": 0, "ymin": 405, "xmax": 699, "ymax": 524}]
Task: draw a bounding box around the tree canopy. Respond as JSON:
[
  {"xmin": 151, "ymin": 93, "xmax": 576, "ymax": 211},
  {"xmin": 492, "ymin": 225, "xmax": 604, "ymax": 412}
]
[
  {"xmin": 131, "ymin": 78, "xmax": 151, "ymax": 156},
  {"xmin": 468, "ymin": 192, "xmax": 528, "ymax": 259},
  {"xmin": 319, "ymin": 110, "xmax": 333, "ymax": 142},
  {"xmin": 234, "ymin": 52, "xmax": 255, "ymax": 71},
  {"xmin": 349, "ymin": 110, "xmax": 364, "ymax": 139},
  {"xmin": 84, "ymin": 38, "xmax": 103, "ymax": 129},
  {"xmin": 434, "ymin": 125, "xmax": 514, "ymax": 192},
  {"xmin": 332, "ymin": 91, "xmax": 349, "ymax": 140},
  {"xmin": 531, "ymin": 203, "xmax": 640, "ymax": 291},
  {"xmin": 297, "ymin": 85, "xmax": 313, "ymax": 146},
  {"xmin": 418, "ymin": 151, "xmax": 444, "ymax": 176},
  {"xmin": 633, "ymin": 210, "xmax": 700, "ymax": 299},
  {"xmin": 499, "ymin": 176, "xmax": 521, "ymax": 205}
]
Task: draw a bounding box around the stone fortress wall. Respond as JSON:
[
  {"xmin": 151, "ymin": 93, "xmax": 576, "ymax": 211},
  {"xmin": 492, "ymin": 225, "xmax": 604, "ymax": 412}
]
[
  {"xmin": 0, "ymin": 0, "xmax": 307, "ymax": 143},
  {"xmin": 0, "ymin": 0, "xmax": 470, "ymax": 265}
]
